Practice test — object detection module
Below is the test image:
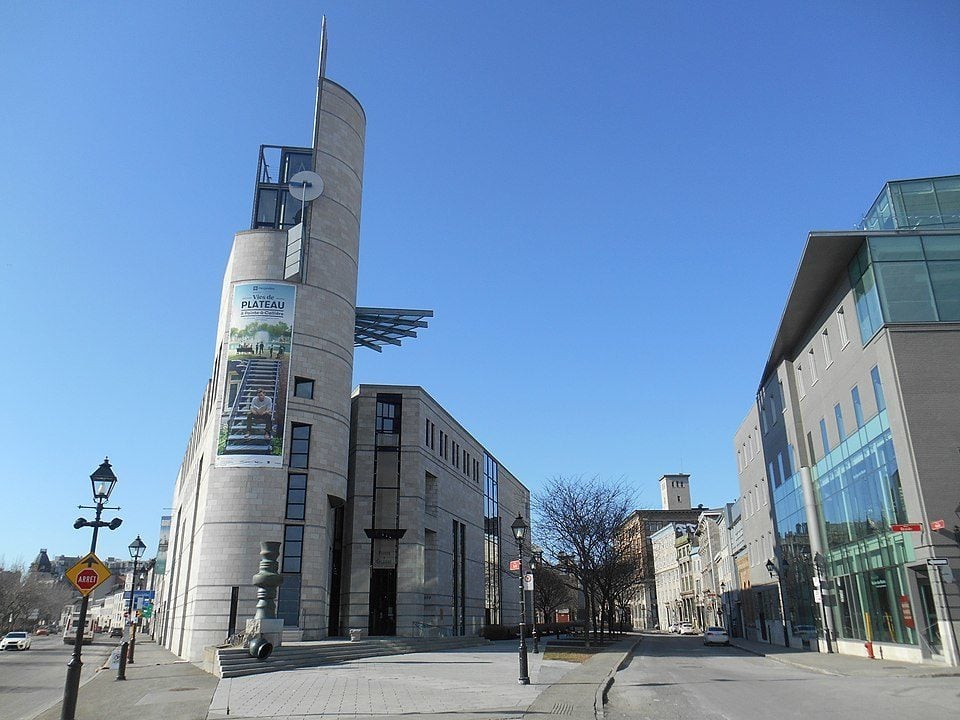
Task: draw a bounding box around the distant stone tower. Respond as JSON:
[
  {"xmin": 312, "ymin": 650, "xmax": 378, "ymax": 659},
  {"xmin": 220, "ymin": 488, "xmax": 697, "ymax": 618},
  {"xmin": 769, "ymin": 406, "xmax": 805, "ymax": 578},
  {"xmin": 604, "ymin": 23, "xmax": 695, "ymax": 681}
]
[{"xmin": 659, "ymin": 474, "xmax": 691, "ymax": 510}]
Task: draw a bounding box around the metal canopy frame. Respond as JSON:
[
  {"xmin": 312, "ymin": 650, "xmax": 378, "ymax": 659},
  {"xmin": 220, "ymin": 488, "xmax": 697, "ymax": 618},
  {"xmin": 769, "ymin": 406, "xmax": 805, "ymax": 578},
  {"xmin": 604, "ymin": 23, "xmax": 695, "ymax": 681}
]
[{"xmin": 355, "ymin": 307, "xmax": 433, "ymax": 352}]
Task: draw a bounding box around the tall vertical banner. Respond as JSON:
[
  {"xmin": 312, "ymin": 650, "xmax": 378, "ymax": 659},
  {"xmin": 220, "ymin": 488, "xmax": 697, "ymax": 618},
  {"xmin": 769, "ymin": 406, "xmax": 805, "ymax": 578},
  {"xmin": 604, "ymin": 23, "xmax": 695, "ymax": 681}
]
[{"xmin": 216, "ymin": 282, "xmax": 296, "ymax": 467}]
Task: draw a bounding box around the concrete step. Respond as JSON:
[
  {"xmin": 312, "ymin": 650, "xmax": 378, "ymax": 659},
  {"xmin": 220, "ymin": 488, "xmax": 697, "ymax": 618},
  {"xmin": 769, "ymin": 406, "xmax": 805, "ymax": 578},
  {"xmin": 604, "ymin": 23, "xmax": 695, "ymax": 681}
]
[{"xmin": 216, "ymin": 636, "xmax": 489, "ymax": 678}]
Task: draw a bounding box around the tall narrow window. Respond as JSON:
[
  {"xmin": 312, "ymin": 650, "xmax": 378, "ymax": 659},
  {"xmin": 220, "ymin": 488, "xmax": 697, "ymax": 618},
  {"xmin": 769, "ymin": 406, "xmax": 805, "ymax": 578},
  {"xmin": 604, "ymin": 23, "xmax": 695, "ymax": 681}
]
[
  {"xmin": 821, "ymin": 329, "xmax": 832, "ymax": 366},
  {"xmin": 834, "ymin": 404, "xmax": 845, "ymax": 441},
  {"xmin": 278, "ymin": 524, "xmax": 303, "ymax": 627},
  {"xmin": 871, "ymin": 366, "xmax": 886, "ymax": 413},
  {"xmin": 851, "ymin": 385, "xmax": 864, "ymax": 427},
  {"xmin": 289, "ymin": 423, "xmax": 311, "ymax": 469},
  {"xmin": 796, "ymin": 365, "xmax": 806, "ymax": 397},
  {"xmin": 836, "ymin": 307, "xmax": 849, "ymax": 347},
  {"xmin": 808, "ymin": 348, "xmax": 818, "ymax": 383},
  {"xmin": 776, "ymin": 452, "xmax": 786, "ymax": 488},
  {"xmin": 806, "ymin": 431, "xmax": 816, "ymax": 463},
  {"xmin": 285, "ymin": 473, "xmax": 307, "ymax": 520},
  {"xmin": 819, "ymin": 418, "xmax": 831, "ymax": 455}
]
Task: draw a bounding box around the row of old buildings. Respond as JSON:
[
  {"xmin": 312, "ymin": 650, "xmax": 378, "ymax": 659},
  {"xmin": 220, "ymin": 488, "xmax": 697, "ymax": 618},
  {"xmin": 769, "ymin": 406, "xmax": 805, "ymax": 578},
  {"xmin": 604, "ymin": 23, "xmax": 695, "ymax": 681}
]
[{"xmin": 624, "ymin": 175, "xmax": 960, "ymax": 668}]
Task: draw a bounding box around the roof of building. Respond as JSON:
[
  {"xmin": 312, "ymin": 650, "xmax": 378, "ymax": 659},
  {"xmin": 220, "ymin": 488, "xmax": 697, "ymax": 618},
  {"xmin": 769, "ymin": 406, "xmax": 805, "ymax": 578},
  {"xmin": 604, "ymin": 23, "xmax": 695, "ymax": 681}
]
[{"xmin": 759, "ymin": 228, "xmax": 960, "ymax": 386}]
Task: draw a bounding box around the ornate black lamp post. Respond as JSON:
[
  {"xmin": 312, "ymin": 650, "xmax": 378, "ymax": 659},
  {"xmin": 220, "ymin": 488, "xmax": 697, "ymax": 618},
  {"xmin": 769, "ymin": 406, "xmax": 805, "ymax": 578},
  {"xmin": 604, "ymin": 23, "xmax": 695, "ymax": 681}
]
[
  {"xmin": 125, "ymin": 536, "xmax": 147, "ymax": 663},
  {"xmin": 61, "ymin": 458, "xmax": 122, "ymax": 720},
  {"xmin": 766, "ymin": 558, "xmax": 790, "ymax": 647},
  {"xmin": 510, "ymin": 514, "xmax": 530, "ymax": 685},
  {"xmin": 529, "ymin": 548, "xmax": 543, "ymax": 653}
]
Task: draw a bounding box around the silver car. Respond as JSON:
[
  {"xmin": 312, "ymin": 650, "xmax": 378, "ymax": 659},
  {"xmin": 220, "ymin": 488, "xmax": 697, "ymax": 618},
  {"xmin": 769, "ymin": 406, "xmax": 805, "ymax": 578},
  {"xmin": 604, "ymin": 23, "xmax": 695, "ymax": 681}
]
[
  {"xmin": 1, "ymin": 631, "xmax": 32, "ymax": 650},
  {"xmin": 703, "ymin": 626, "xmax": 730, "ymax": 645}
]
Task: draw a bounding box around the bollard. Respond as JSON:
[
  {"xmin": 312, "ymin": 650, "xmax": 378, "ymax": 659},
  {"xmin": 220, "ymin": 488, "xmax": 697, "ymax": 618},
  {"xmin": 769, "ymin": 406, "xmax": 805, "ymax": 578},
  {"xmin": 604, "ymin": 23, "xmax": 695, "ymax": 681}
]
[{"xmin": 116, "ymin": 641, "xmax": 129, "ymax": 680}]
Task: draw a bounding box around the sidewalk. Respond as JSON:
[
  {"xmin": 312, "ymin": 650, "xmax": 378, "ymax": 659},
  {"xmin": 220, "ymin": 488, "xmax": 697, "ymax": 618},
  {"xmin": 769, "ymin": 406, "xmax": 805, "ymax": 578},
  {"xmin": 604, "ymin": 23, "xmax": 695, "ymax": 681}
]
[
  {"xmin": 34, "ymin": 634, "xmax": 638, "ymax": 720},
  {"xmin": 729, "ymin": 636, "xmax": 960, "ymax": 678},
  {"xmin": 210, "ymin": 634, "xmax": 640, "ymax": 720},
  {"xmin": 34, "ymin": 639, "xmax": 218, "ymax": 720}
]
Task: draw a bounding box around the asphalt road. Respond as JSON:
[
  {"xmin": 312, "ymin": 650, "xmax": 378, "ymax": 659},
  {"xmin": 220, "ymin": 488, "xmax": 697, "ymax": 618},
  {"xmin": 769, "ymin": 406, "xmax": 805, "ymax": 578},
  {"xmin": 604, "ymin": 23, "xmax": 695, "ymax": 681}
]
[
  {"xmin": 0, "ymin": 634, "xmax": 114, "ymax": 720},
  {"xmin": 606, "ymin": 633, "xmax": 960, "ymax": 720}
]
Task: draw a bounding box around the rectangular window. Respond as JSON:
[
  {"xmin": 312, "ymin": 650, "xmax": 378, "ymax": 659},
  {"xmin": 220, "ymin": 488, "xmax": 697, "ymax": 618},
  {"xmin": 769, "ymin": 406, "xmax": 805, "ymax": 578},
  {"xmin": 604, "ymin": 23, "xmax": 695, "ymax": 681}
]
[
  {"xmin": 806, "ymin": 431, "xmax": 816, "ymax": 463},
  {"xmin": 852, "ymin": 385, "xmax": 864, "ymax": 427},
  {"xmin": 289, "ymin": 423, "xmax": 311, "ymax": 469},
  {"xmin": 282, "ymin": 524, "xmax": 304, "ymax": 573},
  {"xmin": 439, "ymin": 430, "xmax": 446, "ymax": 458},
  {"xmin": 776, "ymin": 452, "xmax": 786, "ymax": 488},
  {"xmin": 821, "ymin": 329, "xmax": 832, "ymax": 366},
  {"xmin": 796, "ymin": 365, "xmax": 806, "ymax": 397},
  {"xmin": 871, "ymin": 366, "xmax": 886, "ymax": 413},
  {"xmin": 808, "ymin": 348, "xmax": 818, "ymax": 383},
  {"xmin": 836, "ymin": 307, "xmax": 849, "ymax": 347},
  {"xmin": 453, "ymin": 441, "xmax": 460, "ymax": 468},
  {"xmin": 834, "ymin": 403, "xmax": 845, "ymax": 441},
  {"xmin": 375, "ymin": 396, "xmax": 401, "ymax": 434},
  {"xmin": 767, "ymin": 461, "xmax": 777, "ymax": 488},
  {"xmin": 293, "ymin": 377, "xmax": 314, "ymax": 399},
  {"xmin": 286, "ymin": 473, "xmax": 307, "ymax": 520},
  {"xmin": 820, "ymin": 418, "xmax": 831, "ymax": 455}
]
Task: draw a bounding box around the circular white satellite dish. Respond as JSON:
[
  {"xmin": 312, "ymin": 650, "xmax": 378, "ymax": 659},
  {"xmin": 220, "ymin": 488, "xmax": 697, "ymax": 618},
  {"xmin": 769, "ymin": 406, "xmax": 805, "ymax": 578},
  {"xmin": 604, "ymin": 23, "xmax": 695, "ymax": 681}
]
[{"xmin": 288, "ymin": 170, "xmax": 324, "ymax": 202}]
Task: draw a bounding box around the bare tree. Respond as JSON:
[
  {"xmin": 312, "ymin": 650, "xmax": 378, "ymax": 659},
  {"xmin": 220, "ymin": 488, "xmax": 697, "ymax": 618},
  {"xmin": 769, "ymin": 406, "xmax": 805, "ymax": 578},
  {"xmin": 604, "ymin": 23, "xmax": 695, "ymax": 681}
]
[
  {"xmin": 533, "ymin": 565, "xmax": 571, "ymax": 624},
  {"xmin": 0, "ymin": 561, "xmax": 76, "ymax": 632},
  {"xmin": 533, "ymin": 475, "xmax": 635, "ymax": 643}
]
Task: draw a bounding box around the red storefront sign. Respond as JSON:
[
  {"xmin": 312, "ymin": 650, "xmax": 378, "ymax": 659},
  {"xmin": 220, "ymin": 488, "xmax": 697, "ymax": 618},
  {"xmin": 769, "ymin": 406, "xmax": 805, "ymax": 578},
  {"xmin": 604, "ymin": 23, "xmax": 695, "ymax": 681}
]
[{"xmin": 899, "ymin": 595, "xmax": 915, "ymax": 629}]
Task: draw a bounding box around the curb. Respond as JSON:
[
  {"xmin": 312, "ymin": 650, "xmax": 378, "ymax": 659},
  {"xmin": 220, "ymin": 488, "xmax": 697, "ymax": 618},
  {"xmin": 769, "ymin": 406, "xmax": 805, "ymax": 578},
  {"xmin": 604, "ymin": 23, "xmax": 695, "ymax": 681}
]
[{"xmin": 593, "ymin": 636, "xmax": 642, "ymax": 720}]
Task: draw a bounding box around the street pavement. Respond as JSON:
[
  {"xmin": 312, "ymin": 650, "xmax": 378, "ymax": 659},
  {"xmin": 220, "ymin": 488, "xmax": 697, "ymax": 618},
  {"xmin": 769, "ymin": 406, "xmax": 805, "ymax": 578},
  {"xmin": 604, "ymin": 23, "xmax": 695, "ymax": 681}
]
[
  {"xmin": 32, "ymin": 638, "xmax": 217, "ymax": 720},
  {"xmin": 0, "ymin": 634, "xmax": 112, "ymax": 720},
  {"xmin": 605, "ymin": 632, "xmax": 960, "ymax": 720}
]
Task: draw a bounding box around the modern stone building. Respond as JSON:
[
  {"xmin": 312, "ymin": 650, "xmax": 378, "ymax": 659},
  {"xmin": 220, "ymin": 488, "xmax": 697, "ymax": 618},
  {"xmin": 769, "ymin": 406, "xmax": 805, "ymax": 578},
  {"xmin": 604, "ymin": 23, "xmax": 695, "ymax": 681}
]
[
  {"xmin": 155, "ymin": 36, "xmax": 529, "ymax": 661},
  {"xmin": 736, "ymin": 175, "xmax": 960, "ymax": 665},
  {"xmin": 341, "ymin": 385, "xmax": 528, "ymax": 638}
]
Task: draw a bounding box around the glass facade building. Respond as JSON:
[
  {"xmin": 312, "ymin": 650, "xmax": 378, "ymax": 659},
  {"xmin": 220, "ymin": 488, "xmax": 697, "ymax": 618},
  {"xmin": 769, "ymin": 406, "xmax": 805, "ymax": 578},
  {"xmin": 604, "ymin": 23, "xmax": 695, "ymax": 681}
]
[{"xmin": 861, "ymin": 176, "xmax": 960, "ymax": 231}]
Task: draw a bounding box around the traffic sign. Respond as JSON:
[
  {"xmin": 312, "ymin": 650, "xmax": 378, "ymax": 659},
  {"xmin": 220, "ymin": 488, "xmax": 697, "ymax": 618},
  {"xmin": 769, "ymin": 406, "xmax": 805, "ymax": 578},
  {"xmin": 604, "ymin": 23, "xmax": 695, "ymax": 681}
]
[
  {"xmin": 931, "ymin": 519, "xmax": 946, "ymax": 531},
  {"xmin": 927, "ymin": 558, "xmax": 949, "ymax": 566},
  {"xmin": 523, "ymin": 573, "xmax": 534, "ymax": 591},
  {"xmin": 891, "ymin": 523, "xmax": 923, "ymax": 532},
  {"xmin": 141, "ymin": 603, "xmax": 153, "ymax": 619},
  {"xmin": 65, "ymin": 553, "xmax": 111, "ymax": 597},
  {"xmin": 509, "ymin": 559, "xmax": 521, "ymax": 571}
]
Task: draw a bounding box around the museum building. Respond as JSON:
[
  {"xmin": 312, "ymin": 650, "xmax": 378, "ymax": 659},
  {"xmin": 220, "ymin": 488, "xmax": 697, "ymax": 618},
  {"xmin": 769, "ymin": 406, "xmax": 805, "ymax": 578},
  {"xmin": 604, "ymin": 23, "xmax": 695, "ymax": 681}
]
[{"xmin": 154, "ymin": 40, "xmax": 529, "ymax": 662}]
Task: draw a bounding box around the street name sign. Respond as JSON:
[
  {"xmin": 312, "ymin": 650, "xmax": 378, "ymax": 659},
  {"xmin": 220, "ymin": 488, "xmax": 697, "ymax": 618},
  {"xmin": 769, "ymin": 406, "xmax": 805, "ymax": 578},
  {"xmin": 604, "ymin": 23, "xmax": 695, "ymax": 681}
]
[
  {"xmin": 891, "ymin": 523, "xmax": 923, "ymax": 532},
  {"xmin": 509, "ymin": 559, "xmax": 521, "ymax": 571},
  {"xmin": 927, "ymin": 558, "xmax": 948, "ymax": 566},
  {"xmin": 931, "ymin": 519, "xmax": 946, "ymax": 531},
  {"xmin": 65, "ymin": 553, "xmax": 111, "ymax": 597}
]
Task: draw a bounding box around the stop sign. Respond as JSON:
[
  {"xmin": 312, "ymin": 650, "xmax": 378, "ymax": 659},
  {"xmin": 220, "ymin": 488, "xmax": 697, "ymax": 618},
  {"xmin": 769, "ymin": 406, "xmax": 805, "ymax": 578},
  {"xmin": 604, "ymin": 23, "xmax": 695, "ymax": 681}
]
[{"xmin": 76, "ymin": 568, "xmax": 100, "ymax": 591}]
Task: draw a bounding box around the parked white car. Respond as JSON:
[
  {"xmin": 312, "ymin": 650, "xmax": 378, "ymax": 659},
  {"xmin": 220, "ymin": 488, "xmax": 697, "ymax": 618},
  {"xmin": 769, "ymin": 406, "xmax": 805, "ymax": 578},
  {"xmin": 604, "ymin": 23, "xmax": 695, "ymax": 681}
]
[
  {"xmin": 703, "ymin": 626, "xmax": 730, "ymax": 645},
  {"xmin": 679, "ymin": 622, "xmax": 697, "ymax": 635},
  {"xmin": 1, "ymin": 631, "xmax": 32, "ymax": 650}
]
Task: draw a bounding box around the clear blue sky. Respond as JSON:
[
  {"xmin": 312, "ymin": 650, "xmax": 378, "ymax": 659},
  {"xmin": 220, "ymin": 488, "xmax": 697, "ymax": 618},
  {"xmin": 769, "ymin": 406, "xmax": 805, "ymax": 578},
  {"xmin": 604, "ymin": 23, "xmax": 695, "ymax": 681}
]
[{"xmin": 2, "ymin": 1, "xmax": 958, "ymax": 565}]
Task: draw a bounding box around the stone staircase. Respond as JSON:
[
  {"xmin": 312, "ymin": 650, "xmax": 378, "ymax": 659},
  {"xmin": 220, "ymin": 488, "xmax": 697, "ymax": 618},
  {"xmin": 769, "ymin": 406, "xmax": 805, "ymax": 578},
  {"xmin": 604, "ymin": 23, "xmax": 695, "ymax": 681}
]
[{"xmin": 215, "ymin": 635, "xmax": 490, "ymax": 678}]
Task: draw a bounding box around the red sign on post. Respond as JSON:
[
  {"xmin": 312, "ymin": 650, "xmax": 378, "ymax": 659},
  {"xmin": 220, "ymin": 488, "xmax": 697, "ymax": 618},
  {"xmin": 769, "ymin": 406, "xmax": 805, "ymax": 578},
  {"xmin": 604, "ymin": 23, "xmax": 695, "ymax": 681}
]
[
  {"xmin": 509, "ymin": 559, "xmax": 521, "ymax": 571},
  {"xmin": 899, "ymin": 595, "xmax": 915, "ymax": 629},
  {"xmin": 931, "ymin": 519, "xmax": 946, "ymax": 531},
  {"xmin": 76, "ymin": 569, "xmax": 100, "ymax": 591},
  {"xmin": 891, "ymin": 523, "xmax": 923, "ymax": 532}
]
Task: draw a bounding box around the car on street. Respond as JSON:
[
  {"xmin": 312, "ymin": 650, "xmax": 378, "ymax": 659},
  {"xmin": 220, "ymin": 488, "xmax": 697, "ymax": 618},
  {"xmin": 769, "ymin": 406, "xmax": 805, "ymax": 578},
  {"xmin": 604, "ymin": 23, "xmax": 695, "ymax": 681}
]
[
  {"xmin": 703, "ymin": 626, "xmax": 730, "ymax": 645},
  {"xmin": 34, "ymin": 627, "xmax": 49, "ymax": 636},
  {"xmin": 110, "ymin": 627, "xmax": 123, "ymax": 638},
  {"xmin": 1, "ymin": 631, "xmax": 32, "ymax": 650},
  {"xmin": 679, "ymin": 622, "xmax": 697, "ymax": 635},
  {"xmin": 667, "ymin": 623, "xmax": 679, "ymax": 633}
]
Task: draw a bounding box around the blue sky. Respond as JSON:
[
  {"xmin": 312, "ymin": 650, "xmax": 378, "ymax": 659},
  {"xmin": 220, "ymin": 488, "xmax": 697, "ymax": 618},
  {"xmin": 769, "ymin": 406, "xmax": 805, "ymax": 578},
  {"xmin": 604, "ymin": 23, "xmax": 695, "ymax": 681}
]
[{"xmin": 2, "ymin": 1, "xmax": 958, "ymax": 565}]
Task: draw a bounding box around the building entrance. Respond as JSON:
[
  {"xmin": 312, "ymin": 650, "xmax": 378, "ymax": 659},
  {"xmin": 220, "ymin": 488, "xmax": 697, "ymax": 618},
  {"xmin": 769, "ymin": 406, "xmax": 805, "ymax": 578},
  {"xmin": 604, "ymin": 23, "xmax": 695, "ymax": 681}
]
[{"xmin": 369, "ymin": 569, "xmax": 397, "ymax": 636}]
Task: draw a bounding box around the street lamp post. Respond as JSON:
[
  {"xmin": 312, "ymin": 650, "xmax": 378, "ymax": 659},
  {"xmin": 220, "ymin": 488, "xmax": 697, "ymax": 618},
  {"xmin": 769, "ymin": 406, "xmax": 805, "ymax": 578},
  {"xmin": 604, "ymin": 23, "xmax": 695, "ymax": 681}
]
[
  {"xmin": 529, "ymin": 549, "xmax": 543, "ymax": 654},
  {"xmin": 125, "ymin": 536, "xmax": 147, "ymax": 663},
  {"xmin": 766, "ymin": 558, "xmax": 790, "ymax": 648},
  {"xmin": 510, "ymin": 515, "xmax": 530, "ymax": 685},
  {"xmin": 61, "ymin": 458, "xmax": 123, "ymax": 720}
]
